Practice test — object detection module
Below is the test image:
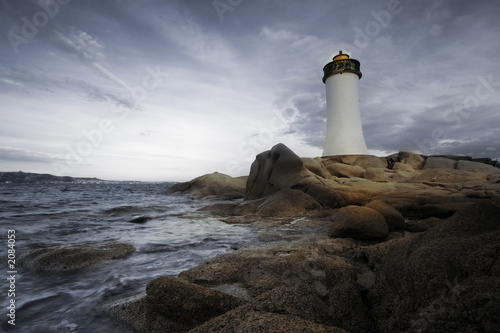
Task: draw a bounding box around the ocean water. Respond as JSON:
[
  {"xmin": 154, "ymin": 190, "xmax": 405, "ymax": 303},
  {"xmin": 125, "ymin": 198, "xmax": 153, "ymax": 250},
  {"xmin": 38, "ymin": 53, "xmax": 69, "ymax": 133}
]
[{"xmin": 0, "ymin": 182, "xmax": 260, "ymax": 332}]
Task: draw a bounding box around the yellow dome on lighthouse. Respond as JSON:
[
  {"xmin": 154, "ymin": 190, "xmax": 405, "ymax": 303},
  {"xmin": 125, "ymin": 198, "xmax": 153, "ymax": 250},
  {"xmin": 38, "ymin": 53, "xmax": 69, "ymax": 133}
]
[{"xmin": 333, "ymin": 51, "xmax": 350, "ymax": 61}]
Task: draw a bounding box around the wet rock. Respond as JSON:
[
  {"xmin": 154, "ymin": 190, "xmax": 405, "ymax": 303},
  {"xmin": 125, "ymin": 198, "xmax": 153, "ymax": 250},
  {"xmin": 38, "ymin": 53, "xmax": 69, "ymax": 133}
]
[
  {"xmin": 180, "ymin": 238, "xmax": 373, "ymax": 332},
  {"xmin": 197, "ymin": 202, "xmax": 238, "ymax": 216},
  {"xmin": 146, "ymin": 276, "xmax": 242, "ymax": 327},
  {"xmin": 328, "ymin": 205, "xmax": 389, "ymax": 239},
  {"xmin": 166, "ymin": 172, "xmax": 247, "ymax": 200},
  {"xmin": 18, "ymin": 243, "xmax": 135, "ymax": 273},
  {"xmin": 128, "ymin": 215, "xmax": 152, "ymax": 223},
  {"xmin": 106, "ymin": 295, "xmax": 189, "ymax": 333}
]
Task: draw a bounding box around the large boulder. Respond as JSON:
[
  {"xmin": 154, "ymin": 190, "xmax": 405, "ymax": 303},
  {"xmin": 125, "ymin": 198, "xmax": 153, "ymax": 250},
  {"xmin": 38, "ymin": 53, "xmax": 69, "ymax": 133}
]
[
  {"xmin": 365, "ymin": 200, "xmax": 405, "ymax": 231},
  {"xmin": 146, "ymin": 277, "xmax": 242, "ymax": 327},
  {"xmin": 457, "ymin": 160, "xmax": 500, "ymax": 173},
  {"xmin": 18, "ymin": 243, "xmax": 135, "ymax": 273},
  {"xmin": 424, "ymin": 157, "xmax": 457, "ymax": 169},
  {"xmin": 255, "ymin": 189, "xmax": 321, "ymax": 217},
  {"xmin": 328, "ymin": 205, "xmax": 389, "ymax": 239},
  {"xmin": 245, "ymin": 143, "xmax": 313, "ymax": 200},
  {"xmin": 107, "ymin": 277, "xmax": 243, "ymax": 333},
  {"xmin": 364, "ymin": 202, "xmax": 500, "ymax": 332},
  {"xmin": 179, "ymin": 238, "xmax": 374, "ymax": 332},
  {"xmin": 397, "ymin": 151, "xmax": 425, "ymax": 169},
  {"xmin": 166, "ymin": 172, "xmax": 247, "ymax": 200},
  {"xmin": 244, "ymin": 144, "xmax": 374, "ymax": 210}
]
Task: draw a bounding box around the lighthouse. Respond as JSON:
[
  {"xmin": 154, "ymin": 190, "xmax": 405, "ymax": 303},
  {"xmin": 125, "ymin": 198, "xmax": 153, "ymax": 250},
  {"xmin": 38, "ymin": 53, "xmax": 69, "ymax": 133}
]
[{"xmin": 322, "ymin": 51, "xmax": 368, "ymax": 156}]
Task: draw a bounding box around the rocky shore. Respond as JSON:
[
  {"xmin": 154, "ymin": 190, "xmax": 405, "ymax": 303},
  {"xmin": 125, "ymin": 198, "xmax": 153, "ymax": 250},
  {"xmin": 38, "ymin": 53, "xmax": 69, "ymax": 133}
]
[
  {"xmin": 103, "ymin": 144, "xmax": 500, "ymax": 332},
  {"xmin": 19, "ymin": 144, "xmax": 500, "ymax": 332}
]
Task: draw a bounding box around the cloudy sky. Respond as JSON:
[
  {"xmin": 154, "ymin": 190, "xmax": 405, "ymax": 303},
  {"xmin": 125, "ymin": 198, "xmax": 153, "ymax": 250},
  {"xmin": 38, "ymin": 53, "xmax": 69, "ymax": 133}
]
[{"xmin": 1, "ymin": 0, "xmax": 499, "ymax": 181}]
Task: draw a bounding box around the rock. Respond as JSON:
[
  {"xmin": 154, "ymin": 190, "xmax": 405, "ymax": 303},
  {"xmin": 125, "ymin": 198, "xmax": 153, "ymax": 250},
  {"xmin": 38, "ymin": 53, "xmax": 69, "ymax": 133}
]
[
  {"xmin": 255, "ymin": 189, "xmax": 321, "ymax": 217},
  {"xmin": 166, "ymin": 172, "xmax": 247, "ymax": 200},
  {"xmin": 106, "ymin": 295, "xmax": 189, "ymax": 333},
  {"xmin": 198, "ymin": 203, "xmax": 238, "ymax": 216},
  {"xmin": 391, "ymin": 162, "xmax": 415, "ymax": 172},
  {"xmin": 364, "ymin": 202, "xmax": 500, "ymax": 332},
  {"xmin": 364, "ymin": 168, "xmax": 391, "ymax": 182},
  {"xmin": 179, "ymin": 238, "xmax": 373, "ymax": 332},
  {"xmin": 302, "ymin": 157, "xmax": 333, "ymax": 179},
  {"xmin": 405, "ymin": 216, "xmax": 442, "ymax": 232},
  {"xmin": 397, "ymin": 151, "xmax": 425, "ymax": 169},
  {"xmin": 340, "ymin": 155, "xmax": 388, "ymax": 169},
  {"xmin": 424, "ymin": 157, "xmax": 457, "ymax": 169},
  {"xmin": 245, "ymin": 143, "xmax": 313, "ymax": 200},
  {"xmin": 410, "ymin": 169, "xmax": 490, "ymax": 184},
  {"xmin": 146, "ymin": 276, "xmax": 242, "ymax": 327},
  {"xmin": 128, "ymin": 215, "xmax": 152, "ymax": 223},
  {"xmin": 365, "ymin": 200, "xmax": 405, "ymax": 231},
  {"xmin": 305, "ymin": 184, "xmax": 376, "ymax": 208},
  {"xmin": 328, "ymin": 205, "xmax": 389, "ymax": 239},
  {"xmin": 457, "ymin": 160, "xmax": 500, "ymax": 173},
  {"xmin": 190, "ymin": 309, "xmax": 348, "ymax": 333},
  {"xmin": 325, "ymin": 162, "xmax": 366, "ymax": 178},
  {"xmin": 18, "ymin": 243, "xmax": 135, "ymax": 273}
]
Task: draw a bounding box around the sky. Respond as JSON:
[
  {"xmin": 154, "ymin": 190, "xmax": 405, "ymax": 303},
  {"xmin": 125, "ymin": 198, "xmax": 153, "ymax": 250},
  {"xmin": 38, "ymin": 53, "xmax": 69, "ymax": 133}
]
[{"xmin": 1, "ymin": 0, "xmax": 499, "ymax": 181}]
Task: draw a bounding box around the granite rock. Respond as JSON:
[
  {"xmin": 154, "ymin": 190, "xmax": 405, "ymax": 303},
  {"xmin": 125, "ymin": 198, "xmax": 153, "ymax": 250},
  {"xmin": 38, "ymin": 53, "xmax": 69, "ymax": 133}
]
[
  {"xmin": 18, "ymin": 243, "xmax": 135, "ymax": 273},
  {"xmin": 166, "ymin": 172, "xmax": 247, "ymax": 200}
]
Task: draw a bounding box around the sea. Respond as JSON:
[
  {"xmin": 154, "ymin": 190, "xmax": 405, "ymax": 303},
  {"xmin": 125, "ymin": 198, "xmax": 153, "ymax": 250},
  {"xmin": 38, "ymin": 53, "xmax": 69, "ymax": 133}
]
[{"xmin": 0, "ymin": 181, "xmax": 262, "ymax": 332}]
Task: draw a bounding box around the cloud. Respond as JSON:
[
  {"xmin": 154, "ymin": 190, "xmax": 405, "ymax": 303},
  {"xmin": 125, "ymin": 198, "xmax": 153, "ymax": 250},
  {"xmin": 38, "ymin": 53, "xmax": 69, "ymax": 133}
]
[
  {"xmin": 0, "ymin": 147, "xmax": 63, "ymax": 164},
  {"xmin": 53, "ymin": 28, "xmax": 105, "ymax": 62}
]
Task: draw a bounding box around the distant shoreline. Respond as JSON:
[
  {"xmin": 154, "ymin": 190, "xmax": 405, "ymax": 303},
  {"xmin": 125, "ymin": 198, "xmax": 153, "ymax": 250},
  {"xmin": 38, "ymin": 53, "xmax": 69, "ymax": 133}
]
[{"xmin": 0, "ymin": 171, "xmax": 102, "ymax": 184}]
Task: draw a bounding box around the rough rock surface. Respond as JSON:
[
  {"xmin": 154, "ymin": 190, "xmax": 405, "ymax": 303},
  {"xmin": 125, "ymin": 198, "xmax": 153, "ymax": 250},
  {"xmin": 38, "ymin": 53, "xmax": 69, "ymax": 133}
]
[
  {"xmin": 244, "ymin": 143, "xmax": 318, "ymax": 200},
  {"xmin": 328, "ymin": 205, "xmax": 389, "ymax": 239},
  {"xmin": 125, "ymin": 144, "xmax": 500, "ymax": 332},
  {"xmin": 110, "ymin": 202, "xmax": 499, "ymax": 333},
  {"xmin": 365, "ymin": 200, "xmax": 405, "ymax": 231},
  {"xmin": 363, "ymin": 202, "xmax": 500, "ymax": 332},
  {"xmin": 166, "ymin": 172, "xmax": 247, "ymax": 200},
  {"xmin": 171, "ymin": 143, "xmax": 500, "ymax": 221},
  {"xmin": 254, "ymin": 189, "xmax": 321, "ymax": 217},
  {"xmin": 18, "ymin": 243, "xmax": 135, "ymax": 273}
]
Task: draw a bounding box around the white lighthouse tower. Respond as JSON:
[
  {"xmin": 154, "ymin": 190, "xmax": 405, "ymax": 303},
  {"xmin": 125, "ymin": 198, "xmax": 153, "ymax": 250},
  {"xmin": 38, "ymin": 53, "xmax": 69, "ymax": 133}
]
[{"xmin": 322, "ymin": 51, "xmax": 368, "ymax": 156}]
